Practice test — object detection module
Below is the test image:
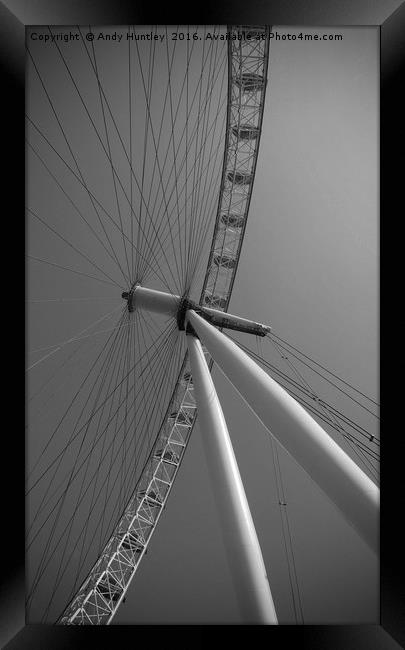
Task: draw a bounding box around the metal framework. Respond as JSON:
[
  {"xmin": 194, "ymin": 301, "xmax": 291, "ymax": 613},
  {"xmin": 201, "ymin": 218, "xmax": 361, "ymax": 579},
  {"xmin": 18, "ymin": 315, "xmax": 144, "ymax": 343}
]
[
  {"xmin": 202, "ymin": 26, "xmax": 270, "ymax": 310},
  {"xmin": 60, "ymin": 26, "xmax": 270, "ymax": 625},
  {"xmin": 187, "ymin": 309, "xmax": 379, "ymax": 554},
  {"xmin": 59, "ymin": 358, "xmax": 197, "ymax": 624}
]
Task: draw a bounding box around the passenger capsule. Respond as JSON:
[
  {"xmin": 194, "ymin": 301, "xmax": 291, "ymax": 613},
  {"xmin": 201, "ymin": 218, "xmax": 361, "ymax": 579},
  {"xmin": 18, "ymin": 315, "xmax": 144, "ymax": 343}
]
[
  {"xmin": 203, "ymin": 293, "xmax": 228, "ymax": 310},
  {"xmin": 231, "ymin": 125, "xmax": 259, "ymax": 140},
  {"xmin": 227, "ymin": 171, "xmax": 252, "ymax": 185},
  {"xmin": 119, "ymin": 531, "xmax": 144, "ymax": 553},
  {"xmin": 138, "ymin": 488, "xmax": 163, "ymax": 507},
  {"xmin": 97, "ymin": 574, "xmax": 123, "ymax": 602},
  {"xmin": 213, "ymin": 254, "xmax": 237, "ymax": 269},
  {"xmin": 220, "ymin": 213, "xmax": 244, "ymax": 228},
  {"xmin": 155, "ymin": 448, "xmax": 180, "ymax": 464},
  {"xmin": 233, "ymin": 72, "xmax": 264, "ymax": 92},
  {"xmin": 169, "ymin": 410, "xmax": 192, "ymax": 424},
  {"xmin": 243, "ymin": 29, "xmax": 263, "ymax": 39}
]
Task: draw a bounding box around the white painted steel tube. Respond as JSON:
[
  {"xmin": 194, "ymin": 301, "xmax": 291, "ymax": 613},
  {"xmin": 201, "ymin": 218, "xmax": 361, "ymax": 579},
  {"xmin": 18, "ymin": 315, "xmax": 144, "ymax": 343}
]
[
  {"xmin": 186, "ymin": 309, "xmax": 379, "ymax": 554},
  {"xmin": 129, "ymin": 285, "xmax": 181, "ymax": 317},
  {"xmin": 201, "ymin": 305, "xmax": 271, "ymax": 334},
  {"xmin": 186, "ymin": 332, "xmax": 277, "ymax": 624}
]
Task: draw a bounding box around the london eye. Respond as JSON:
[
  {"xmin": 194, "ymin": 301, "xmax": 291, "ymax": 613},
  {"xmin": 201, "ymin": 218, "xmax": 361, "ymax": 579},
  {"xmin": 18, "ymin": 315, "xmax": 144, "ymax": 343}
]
[{"xmin": 26, "ymin": 25, "xmax": 379, "ymax": 625}]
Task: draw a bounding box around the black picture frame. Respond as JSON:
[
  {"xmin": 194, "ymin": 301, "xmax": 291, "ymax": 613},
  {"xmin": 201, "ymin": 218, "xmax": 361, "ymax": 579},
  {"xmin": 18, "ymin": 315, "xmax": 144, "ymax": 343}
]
[{"xmin": 1, "ymin": 1, "xmax": 404, "ymax": 648}]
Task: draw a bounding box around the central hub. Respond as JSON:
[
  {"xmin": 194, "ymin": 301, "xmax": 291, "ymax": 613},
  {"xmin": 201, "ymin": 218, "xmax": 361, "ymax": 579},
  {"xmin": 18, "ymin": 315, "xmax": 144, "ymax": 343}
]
[
  {"xmin": 121, "ymin": 284, "xmax": 271, "ymax": 337},
  {"xmin": 176, "ymin": 295, "xmax": 197, "ymax": 331},
  {"xmin": 121, "ymin": 285, "xmax": 181, "ymax": 318},
  {"xmin": 121, "ymin": 291, "xmax": 133, "ymax": 311}
]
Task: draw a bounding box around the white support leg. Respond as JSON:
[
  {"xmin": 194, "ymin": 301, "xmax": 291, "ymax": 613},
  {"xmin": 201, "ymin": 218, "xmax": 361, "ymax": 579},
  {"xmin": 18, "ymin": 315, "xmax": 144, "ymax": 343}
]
[
  {"xmin": 186, "ymin": 309, "xmax": 379, "ymax": 554},
  {"xmin": 186, "ymin": 332, "xmax": 278, "ymax": 624}
]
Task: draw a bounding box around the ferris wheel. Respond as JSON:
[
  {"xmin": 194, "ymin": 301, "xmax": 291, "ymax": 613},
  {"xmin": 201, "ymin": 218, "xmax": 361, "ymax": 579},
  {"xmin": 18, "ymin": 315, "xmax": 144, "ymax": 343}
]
[{"xmin": 26, "ymin": 24, "xmax": 379, "ymax": 625}]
